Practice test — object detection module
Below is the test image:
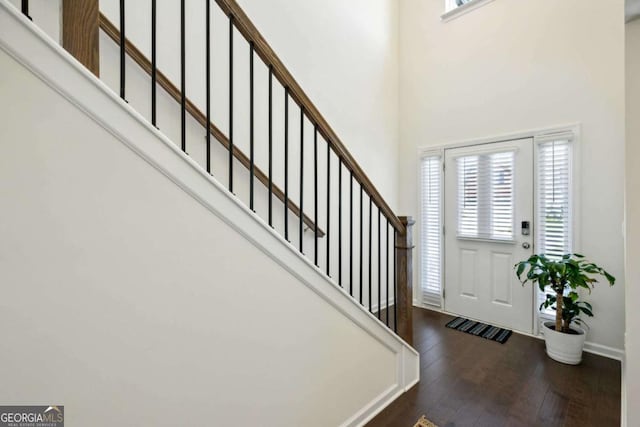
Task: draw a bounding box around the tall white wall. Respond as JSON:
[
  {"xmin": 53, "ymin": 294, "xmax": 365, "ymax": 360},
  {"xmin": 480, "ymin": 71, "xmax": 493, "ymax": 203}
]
[
  {"xmin": 236, "ymin": 0, "xmax": 400, "ymax": 208},
  {"xmin": 7, "ymin": 0, "xmax": 59, "ymax": 41},
  {"xmin": 399, "ymin": 0, "xmax": 626, "ymax": 351},
  {"xmin": 0, "ymin": 4, "xmax": 418, "ymax": 423},
  {"xmin": 624, "ymin": 17, "xmax": 640, "ymax": 427}
]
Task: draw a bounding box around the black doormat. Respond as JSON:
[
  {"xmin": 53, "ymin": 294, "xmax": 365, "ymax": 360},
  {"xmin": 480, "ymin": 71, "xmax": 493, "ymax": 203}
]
[{"xmin": 445, "ymin": 317, "xmax": 512, "ymax": 344}]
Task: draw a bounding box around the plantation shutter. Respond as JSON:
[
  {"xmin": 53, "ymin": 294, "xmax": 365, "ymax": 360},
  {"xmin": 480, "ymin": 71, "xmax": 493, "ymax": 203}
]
[
  {"xmin": 421, "ymin": 155, "xmax": 442, "ymax": 307},
  {"xmin": 456, "ymin": 151, "xmax": 515, "ymax": 241},
  {"xmin": 535, "ymin": 133, "xmax": 573, "ymax": 313}
]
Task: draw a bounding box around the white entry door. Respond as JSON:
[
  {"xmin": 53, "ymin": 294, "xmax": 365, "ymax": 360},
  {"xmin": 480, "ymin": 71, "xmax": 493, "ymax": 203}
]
[{"xmin": 444, "ymin": 138, "xmax": 534, "ymax": 333}]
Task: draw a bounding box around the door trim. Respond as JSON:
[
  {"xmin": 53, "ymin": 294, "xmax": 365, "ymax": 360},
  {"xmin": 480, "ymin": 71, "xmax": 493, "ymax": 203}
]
[
  {"xmin": 415, "ymin": 124, "xmax": 582, "ymax": 336},
  {"xmin": 442, "ymin": 138, "xmax": 534, "ymax": 333},
  {"xmin": 417, "ymin": 122, "xmax": 581, "ymax": 152}
]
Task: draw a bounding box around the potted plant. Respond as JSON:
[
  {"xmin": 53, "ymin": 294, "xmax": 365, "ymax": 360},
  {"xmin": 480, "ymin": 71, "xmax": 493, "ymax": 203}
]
[{"xmin": 515, "ymin": 253, "xmax": 615, "ymax": 365}]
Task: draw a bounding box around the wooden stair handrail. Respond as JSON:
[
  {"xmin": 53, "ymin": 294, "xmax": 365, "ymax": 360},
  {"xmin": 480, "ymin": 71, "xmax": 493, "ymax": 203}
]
[
  {"xmin": 215, "ymin": 0, "xmax": 405, "ymax": 233},
  {"xmin": 98, "ymin": 13, "xmax": 324, "ymax": 237}
]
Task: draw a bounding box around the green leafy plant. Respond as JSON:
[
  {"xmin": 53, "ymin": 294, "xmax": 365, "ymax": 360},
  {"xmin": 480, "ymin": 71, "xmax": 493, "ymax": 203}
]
[{"xmin": 515, "ymin": 254, "xmax": 615, "ymax": 333}]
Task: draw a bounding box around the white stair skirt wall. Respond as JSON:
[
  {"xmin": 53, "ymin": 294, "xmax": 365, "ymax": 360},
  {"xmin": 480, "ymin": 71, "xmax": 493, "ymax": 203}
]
[{"xmin": 0, "ymin": 4, "xmax": 418, "ymax": 427}]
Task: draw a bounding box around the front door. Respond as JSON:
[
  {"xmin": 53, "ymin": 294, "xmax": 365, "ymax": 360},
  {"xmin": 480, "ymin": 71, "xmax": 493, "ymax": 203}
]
[{"xmin": 444, "ymin": 138, "xmax": 534, "ymax": 333}]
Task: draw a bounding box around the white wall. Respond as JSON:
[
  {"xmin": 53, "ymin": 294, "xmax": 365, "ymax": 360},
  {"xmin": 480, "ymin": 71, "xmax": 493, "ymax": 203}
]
[
  {"xmin": 399, "ymin": 0, "xmax": 626, "ymax": 351},
  {"xmin": 8, "ymin": 0, "xmax": 60, "ymax": 41},
  {"xmin": 0, "ymin": 5, "xmax": 419, "ymax": 422},
  {"xmin": 624, "ymin": 17, "xmax": 640, "ymax": 427},
  {"xmin": 236, "ymin": 0, "xmax": 400, "ymax": 208}
]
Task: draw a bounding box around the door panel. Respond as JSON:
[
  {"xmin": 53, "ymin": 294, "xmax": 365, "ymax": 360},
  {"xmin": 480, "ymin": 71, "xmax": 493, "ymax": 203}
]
[
  {"xmin": 459, "ymin": 249, "xmax": 478, "ymax": 298},
  {"xmin": 490, "ymin": 251, "xmax": 513, "ymax": 306},
  {"xmin": 444, "ymin": 138, "xmax": 534, "ymax": 333}
]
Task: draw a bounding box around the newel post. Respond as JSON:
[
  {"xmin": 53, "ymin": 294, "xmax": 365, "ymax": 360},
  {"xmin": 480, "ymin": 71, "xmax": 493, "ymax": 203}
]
[
  {"xmin": 395, "ymin": 216, "xmax": 415, "ymax": 346},
  {"xmin": 62, "ymin": 0, "xmax": 100, "ymax": 77}
]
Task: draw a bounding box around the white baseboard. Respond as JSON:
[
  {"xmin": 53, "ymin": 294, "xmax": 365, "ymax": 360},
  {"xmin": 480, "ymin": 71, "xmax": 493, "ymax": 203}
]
[
  {"xmin": 413, "ymin": 300, "xmax": 445, "ymax": 313},
  {"xmin": 583, "ymin": 341, "xmax": 625, "ymax": 361},
  {"xmin": 345, "ymin": 346, "xmax": 420, "ymax": 427},
  {"xmin": 621, "ymin": 335, "xmax": 627, "ymax": 427}
]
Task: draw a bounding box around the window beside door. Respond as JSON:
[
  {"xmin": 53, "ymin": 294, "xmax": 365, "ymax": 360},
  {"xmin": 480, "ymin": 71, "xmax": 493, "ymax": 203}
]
[
  {"xmin": 419, "ymin": 131, "xmax": 575, "ymax": 314},
  {"xmin": 535, "ymin": 135, "xmax": 574, "ymax": 315},
  {"xmin": 420, "ymin": 154, "xmax": 443, "ymax": 307}
]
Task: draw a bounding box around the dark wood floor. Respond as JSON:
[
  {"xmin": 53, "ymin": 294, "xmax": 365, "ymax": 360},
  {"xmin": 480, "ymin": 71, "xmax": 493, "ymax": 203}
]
[{"xmin": 368, "ymin": 308, "xmax": 621, "ymax": 427}]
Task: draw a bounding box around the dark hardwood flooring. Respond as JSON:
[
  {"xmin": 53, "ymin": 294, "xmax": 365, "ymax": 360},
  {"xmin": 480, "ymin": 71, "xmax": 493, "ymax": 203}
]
[{"xmin": 367, "ymin": 308, "xmax": 621, "ymax": 427}]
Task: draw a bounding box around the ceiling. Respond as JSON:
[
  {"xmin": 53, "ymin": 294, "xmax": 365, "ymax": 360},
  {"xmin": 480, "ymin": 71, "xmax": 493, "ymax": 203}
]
[{"xmin": 628, "ymin": 0, "xmax": 640, "ymax": 22}]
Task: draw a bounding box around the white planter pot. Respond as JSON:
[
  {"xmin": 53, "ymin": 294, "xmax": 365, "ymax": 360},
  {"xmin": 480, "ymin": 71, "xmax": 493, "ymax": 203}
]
[{"xmin": 542, "ymin": 321, "xmax": 586, "ymax": 365}]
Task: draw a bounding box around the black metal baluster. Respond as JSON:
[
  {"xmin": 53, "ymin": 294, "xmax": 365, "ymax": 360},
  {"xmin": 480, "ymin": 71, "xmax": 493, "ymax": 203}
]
[
  {"xmin": 386, "ymin": 219, "xmax": 390, "ymax": 326},
  {"xmin": 299, "ymin": 108, "xmax": 304, "ymax": 253},
  {"xmin": 151, "ymin": 0, "xmax": 157, "ymax": 127},
  {"xmin": 338, "ymin": 159, "xmax": 342, "ymax": 287},
  {"xmin": 268, "ymin": 66, "xmax": 273, "ymax": 227},
  {"xmin": 369, "ymin": 196, "xmax": 372, "ymax": 313},
  {"xmin": 326, "ymin": 142, "xmax": 331, "ymax": 277},
  {"xmin": 314, "ymin": 126, "xmax": 318, "ymax": 266},
  {"xmin": 249, "ymin": 42, "xmax": 255, "ymax": 211},
  {"xmin": 284, "ymin": 88, "xmax": 289, "ymax": 241},
  {"xmin": 228, "ymin": 14, "xmax": 234, "ymax": 192},
  {"xmin": 349, "ymin": 172, "xmax": 353, "ymax": 297},
  {"xmin": 205, "ymin": 0, "xmax": 211, "ymax": 172},
  {"xmin": 378, "ymin": 208, "xmax": 381, "ymax": 320},
  {"xmin": 21, "ymin": 0, "xmax": 30, "ymax": 19},
  {"xmin": 393, "ymin": 232, "xmax": 397, "ymax": 332},
  {"xmin": 119, "ymin": 0, "xmax": 125, "ymax": 100},
  {"xmin": 180, "ymin": 0, "xmax": 186, "ymax": 152},
  {"xmin": 359, "ymin": 186, "xmax": 363, "ymax": 305}
]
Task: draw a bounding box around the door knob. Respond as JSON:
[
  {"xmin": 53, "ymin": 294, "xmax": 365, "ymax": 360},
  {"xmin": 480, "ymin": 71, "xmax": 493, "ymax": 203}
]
[{"xmin": 522, "ymin": 242, "xmax": 531, "ymax": 249}]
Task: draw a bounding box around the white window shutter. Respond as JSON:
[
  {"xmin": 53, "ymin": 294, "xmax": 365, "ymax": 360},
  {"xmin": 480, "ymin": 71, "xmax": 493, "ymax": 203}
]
[
  {"xmin": 457, "ymin": 155, "xmax": 479, "ymax": 238},
  {"xmin": 537, "ymin": 140, "xmax": 572, "ymax": 258},
  {"xmin": 421, "ymin": 155, "xmax": 442, "ymax": 307},
  {"xmin": 456, "ymin": 151, "xmax": 515, "ymax": 241},
  {"xmin": 489, "ymin": 152, "xmax": 515, "ymax": 240},
  {"xmin": 536, "ymin": 138, "xmax": 573, "ymax": 313}
]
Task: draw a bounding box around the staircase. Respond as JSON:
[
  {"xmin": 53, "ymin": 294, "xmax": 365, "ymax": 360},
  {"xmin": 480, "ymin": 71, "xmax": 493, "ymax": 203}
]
[{"xmin": 0, "ymin": 1, "xmax": 419, "ymax": 425}]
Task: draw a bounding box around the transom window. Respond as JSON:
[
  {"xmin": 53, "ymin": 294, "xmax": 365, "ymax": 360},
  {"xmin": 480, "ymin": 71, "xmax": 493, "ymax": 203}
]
[
  {"xmin": 445, "ymin": 0, "xmax": 473, "ymax": 12},
  {"xmin": 442, "ymin": 0, "xmax": 497, "ymax": 21}
]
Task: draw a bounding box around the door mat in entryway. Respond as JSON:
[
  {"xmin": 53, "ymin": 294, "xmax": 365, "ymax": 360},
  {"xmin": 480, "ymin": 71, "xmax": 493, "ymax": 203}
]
[
  {"xmin": 445, "ymin": 317, "xmax": 512, "ymax": 344},
  {"xmin": 413, "ymin": 415, "xmax": 438, "ymax": 427}
]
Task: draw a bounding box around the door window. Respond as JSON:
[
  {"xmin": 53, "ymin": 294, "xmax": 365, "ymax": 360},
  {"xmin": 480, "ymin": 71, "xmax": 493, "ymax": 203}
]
[{"xmin": 456, "ymin": 151, "xmax": 515, "ymax": 241}]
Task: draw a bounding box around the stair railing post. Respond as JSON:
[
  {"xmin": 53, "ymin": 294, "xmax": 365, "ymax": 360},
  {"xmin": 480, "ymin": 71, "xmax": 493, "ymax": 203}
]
[
  {"xmin": 395, "ymin": 216, "xmax": 415, "ymax": 346},
  {"xmin": 62, "ymin": 0, "xmax": 100, "ymax": 77}
]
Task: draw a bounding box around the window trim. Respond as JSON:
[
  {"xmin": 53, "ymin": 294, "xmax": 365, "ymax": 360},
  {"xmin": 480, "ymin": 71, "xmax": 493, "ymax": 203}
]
[
  {"xmin": 419, "ymin": 151, "xmax": 445, "ymax": 308},
  {"xmin": 533, "ymin": 131, "xmax": 580, "ymax": 326},
  {"xmin": 441, "ymin": 0, "xmax": 497, "ymax": 22},
  {"xmin": 454, "ymin": 149, "xmax": 517, "ymax": 242}
]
